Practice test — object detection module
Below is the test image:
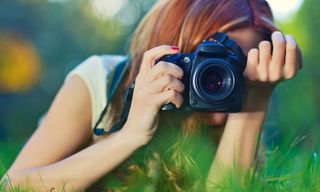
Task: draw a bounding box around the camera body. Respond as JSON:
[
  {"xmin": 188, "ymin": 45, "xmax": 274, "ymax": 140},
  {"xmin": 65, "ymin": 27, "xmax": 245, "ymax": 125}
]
[{"xmin": 159, "ymin": 33, "xmax": 246, "ymax": 112}]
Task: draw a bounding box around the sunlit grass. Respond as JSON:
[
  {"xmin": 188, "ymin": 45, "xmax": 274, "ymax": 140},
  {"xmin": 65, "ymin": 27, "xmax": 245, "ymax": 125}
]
[
  {"xmin": 0, "ymin": 142, "xmax": 319, "ymax": 191},
  {"xmin": 0, "ymin": 121, "xmax": 317, "ymax": 192}
]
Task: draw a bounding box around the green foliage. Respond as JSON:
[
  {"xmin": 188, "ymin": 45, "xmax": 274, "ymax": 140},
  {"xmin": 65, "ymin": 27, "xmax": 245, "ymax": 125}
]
[
  {"xmin": 268, "ymin": 0, "xmax": 320, "ymax": 150},
  {"xmin": 2, "ymin": 137, "xmax": 320, "ymax": 191}
]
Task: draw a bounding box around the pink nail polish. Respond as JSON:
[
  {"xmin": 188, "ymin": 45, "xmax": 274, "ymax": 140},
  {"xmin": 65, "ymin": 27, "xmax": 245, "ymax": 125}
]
[{"xmin": 171, "ymin": 46, "xmax": 179, "ymax": 51}]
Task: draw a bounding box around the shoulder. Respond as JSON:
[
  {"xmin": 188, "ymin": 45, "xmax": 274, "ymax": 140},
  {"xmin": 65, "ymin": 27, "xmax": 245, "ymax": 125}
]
[
  {"xmin": 66, "ymin": 55, "xmax": 127, "ymax": 80},
  {"xmin": 65, "ymin": 54, "xmax": 127, "ymax": 129},
  {"xmin": 65, "ymin": 55, "xmax": 127, "ymax": 100}
]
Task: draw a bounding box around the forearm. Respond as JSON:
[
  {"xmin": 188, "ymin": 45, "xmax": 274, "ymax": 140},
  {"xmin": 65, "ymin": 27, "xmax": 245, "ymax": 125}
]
[
  {"xmin": 215, "ymin": 111, "xmax": 267, "ymax": 169},
  {"xmin": 206, "ymin": 91, "xmax": 270, "ymax": 188},
  {"xmin": 6, "ymin": 128, "xmax": 142, "ymax": 191}
]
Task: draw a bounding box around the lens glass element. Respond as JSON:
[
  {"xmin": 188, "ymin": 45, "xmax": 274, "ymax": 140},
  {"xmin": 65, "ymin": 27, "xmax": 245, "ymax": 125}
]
[{"xmin": 201, "ymin": 70, "xmax": 225, "ymax": 93}]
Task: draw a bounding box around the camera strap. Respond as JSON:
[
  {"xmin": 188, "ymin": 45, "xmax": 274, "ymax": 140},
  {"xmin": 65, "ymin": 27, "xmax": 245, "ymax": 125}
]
[
  {"xmin": 209, "ymin": 32, "xmax": 247, "ymax": 69},
  {"xmin": 93, "ymin": 58, "xmax": 130, "ymax": 136}
]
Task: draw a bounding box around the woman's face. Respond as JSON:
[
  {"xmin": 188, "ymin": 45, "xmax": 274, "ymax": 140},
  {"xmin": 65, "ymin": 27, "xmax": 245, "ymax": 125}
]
[{"xmin": 203, "ymin": 27, "xmax": 265, "ymax": 126}]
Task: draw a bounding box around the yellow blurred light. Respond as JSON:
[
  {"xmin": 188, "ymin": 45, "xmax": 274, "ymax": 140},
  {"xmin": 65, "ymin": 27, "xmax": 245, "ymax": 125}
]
[{"xmin": 0, "ymin": 33, "xmax": 42, "ymax": 93}]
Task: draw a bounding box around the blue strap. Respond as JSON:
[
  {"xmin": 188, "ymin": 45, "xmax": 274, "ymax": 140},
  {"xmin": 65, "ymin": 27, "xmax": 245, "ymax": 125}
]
[
  {"xmin": 93, "ymin": 58, "xmax": 129, "ymax": 136},
  {"xmin": 107, "ymin": 59, "xmax": 129, "ymax": 101}
]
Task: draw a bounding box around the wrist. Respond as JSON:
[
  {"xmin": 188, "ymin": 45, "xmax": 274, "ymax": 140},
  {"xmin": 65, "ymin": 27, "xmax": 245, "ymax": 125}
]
[
  {"xmin": 226, "ymin": 105, "xmax": 268, "ymax": 134},
  {"xmin": 117, "ymin": 124, "xmax": 147, "ymax": 149}
]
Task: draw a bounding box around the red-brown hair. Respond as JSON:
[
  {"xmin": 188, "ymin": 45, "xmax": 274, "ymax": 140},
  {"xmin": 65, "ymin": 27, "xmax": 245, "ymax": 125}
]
[{"xmin": 126, "ymin": 0, "xmax": 277, "ymax": 88}]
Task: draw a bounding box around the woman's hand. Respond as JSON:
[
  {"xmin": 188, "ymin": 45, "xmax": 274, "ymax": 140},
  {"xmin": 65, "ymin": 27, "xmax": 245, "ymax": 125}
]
[
  {"xmin": 120, "ymin": 45, "xmax": 185, "ymax": 146},
  {"xmin": 242, "ymin": 31, "xmax": 303, "ymax": 111}
]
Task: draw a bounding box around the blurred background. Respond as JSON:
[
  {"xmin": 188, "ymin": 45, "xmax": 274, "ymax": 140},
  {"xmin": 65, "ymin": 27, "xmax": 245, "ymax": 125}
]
[{"xmin": 0, "ymin": 0, "xmax": 318, "ymax": 174}]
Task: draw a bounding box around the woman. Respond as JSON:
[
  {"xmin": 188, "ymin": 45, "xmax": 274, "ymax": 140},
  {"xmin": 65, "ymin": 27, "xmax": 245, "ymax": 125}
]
[{"xmin": 3, "ymin": 0, "xmax": 302, "ymax": 191}]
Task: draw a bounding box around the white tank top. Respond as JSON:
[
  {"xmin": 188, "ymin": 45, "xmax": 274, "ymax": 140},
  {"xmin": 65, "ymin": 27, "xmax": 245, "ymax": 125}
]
[{"xmin": 65, "ymin": 55, "xmax": 126, "ymax": 140}]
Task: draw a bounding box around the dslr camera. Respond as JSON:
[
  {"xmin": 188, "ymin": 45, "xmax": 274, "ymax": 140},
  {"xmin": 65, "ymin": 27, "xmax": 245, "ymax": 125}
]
[
  {"xmin": 93, "ymin": 32, "xmax": 247, "ymax": 135},
  {"xmin": 158, "ymin": 32, "xmax": 247, "ymax": 112}
]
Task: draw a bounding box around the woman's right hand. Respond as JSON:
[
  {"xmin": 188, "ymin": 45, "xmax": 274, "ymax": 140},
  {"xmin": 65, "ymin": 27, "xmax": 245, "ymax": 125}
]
[{"xmin": 120, "ymin": 45, "xmax": 185, "ymax": 146}]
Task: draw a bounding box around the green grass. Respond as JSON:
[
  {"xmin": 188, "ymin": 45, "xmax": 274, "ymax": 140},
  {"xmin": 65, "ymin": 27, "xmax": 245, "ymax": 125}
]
[
  {"xmin": 1, "ymin": 138, "xmax": 319, "ymax": 191},
  {"xmin": 0, "ymin": 140, "xmax": 23, "ymax": 176}
]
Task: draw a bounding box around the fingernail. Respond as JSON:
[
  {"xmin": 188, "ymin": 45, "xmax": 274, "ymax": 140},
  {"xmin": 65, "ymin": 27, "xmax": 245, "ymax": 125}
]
[
  {"xmin": 171, "ymin": 46, "xmax": 179, "ymax": 51},
  {"xmin": 273, "ymin": 31, "xmax": 283, "ymax": 38}
]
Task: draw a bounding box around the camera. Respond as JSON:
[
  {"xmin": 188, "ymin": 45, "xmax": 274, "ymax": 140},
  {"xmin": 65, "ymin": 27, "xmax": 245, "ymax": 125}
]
[{"xmin": 158, "ymin": 32, "xmax": 247, "ymax": 112}]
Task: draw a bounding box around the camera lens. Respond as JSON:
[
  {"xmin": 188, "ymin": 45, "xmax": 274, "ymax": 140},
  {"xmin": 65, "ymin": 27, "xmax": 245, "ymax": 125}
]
[
  {"xmin": 201, "ymin": 70, "xmax": 224, "ymax": 93},
  {"xmin": 193, "ymin": 59, "xmax": 235, "ymax": 101}
]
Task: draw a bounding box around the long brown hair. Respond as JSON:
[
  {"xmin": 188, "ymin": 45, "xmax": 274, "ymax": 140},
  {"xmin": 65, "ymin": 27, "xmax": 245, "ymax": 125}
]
[{"xmin": 107, "ymin": 0, "xmax": 278, "ymax": 190}]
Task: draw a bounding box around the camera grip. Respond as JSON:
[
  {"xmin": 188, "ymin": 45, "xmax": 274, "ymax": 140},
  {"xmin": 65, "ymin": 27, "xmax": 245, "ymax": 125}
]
[{"xmin": 161, "ymin": 103, "xmax": 176, "ymax": 111}]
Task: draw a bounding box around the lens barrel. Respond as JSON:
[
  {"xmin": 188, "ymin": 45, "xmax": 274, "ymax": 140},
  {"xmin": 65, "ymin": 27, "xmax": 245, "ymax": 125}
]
[{"xmin": 193, "ymin": 59, "xmax": 235, "ymax": 101}]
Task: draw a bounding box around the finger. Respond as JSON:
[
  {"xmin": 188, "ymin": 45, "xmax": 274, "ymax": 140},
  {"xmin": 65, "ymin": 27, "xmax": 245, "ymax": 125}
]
[
  {"xmin": 258, "ymin": 41, "xmax": 272, "ymax": 82},
  {"xmin": 140, "ymin": 45, "xmax": 180, "ymax": 74},
  {"xmin": 244, "ymin": 48, "xmax": 259, "ymax": 82},
  {"xmin": 284, "ymin": 35, "xmax": 298, "ymax": 79},
  {"xmin": 146, "ymin": 75, "xmax": 185, "ymax": 94},
  {"xmin": 146, "ymin": 61, "xmax": 184, "ymax": 82},
  {"xmin": 153, "ymin": 90, "xmax": 184, "ymax": 109},
  {"xmin": 270, "ymin": 31, "xmax": 286, "ymax": 81}
]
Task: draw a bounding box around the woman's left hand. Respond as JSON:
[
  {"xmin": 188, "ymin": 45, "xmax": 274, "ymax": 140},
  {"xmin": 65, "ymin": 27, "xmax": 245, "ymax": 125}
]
[{"xmin": 242, "ymin": 31, "xmax": 303, "ymax": 111}]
